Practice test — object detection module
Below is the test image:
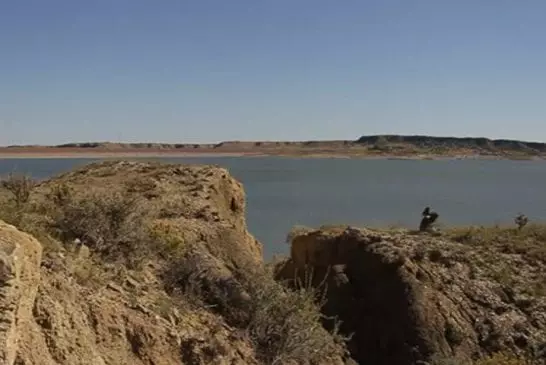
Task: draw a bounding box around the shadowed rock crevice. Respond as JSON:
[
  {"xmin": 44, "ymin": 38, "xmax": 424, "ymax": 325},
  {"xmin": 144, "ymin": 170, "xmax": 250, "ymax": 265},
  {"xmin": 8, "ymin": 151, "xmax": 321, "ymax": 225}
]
[
  {"xmin": 338, "ymin": 250, "xmax": 430, "ymax": 364},
  {"xmin": 280, "ymin": 230, "xmax": 430, "ymax": 365},
  {"xmin": 277, "ymin": 225, "xmax": 546, "ymax": 365}
]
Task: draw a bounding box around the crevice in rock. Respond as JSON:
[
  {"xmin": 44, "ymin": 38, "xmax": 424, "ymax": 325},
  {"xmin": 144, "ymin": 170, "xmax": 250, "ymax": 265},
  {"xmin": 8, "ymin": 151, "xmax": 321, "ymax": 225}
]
[
  {"xmin": 279, "ymin": 232, "xmax": 435, "ymax": 365},
  {"xmin": 319, "ymin": 248, "xmax": 430, "ymax": 365}
]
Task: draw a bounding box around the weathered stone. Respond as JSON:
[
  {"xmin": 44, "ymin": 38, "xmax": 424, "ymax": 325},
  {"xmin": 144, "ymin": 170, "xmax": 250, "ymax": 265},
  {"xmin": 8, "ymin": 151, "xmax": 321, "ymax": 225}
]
[
  {"xmin": 0, "ymin": 221, "xmax": 43, "ymax": 365},
  {"xmin": 279, "ymin": 226, "xmax": 546, "ymax": 365}
]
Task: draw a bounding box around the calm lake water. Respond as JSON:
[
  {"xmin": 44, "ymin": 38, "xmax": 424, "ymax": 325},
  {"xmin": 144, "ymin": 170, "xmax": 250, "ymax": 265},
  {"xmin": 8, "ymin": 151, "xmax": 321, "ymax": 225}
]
[{"xmin": 1, "ymin": 157, "xmax": 546, "ymax": 259}]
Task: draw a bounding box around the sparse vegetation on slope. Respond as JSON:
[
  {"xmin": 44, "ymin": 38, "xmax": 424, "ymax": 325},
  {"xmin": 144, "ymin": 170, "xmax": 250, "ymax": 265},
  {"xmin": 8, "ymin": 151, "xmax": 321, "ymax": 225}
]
[{"xmin": 0, "ymin": 162, "xmax": 348, "ymax": 365}]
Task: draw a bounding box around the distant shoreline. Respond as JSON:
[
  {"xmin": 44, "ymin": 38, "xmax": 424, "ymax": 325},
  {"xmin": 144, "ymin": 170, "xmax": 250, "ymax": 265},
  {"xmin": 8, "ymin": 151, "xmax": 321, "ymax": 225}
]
[
  {"xmin": 0, "ymin": 149, "xmax": 543, "ymax": 161},
  {"xmin": 1, "ymin": 135, "xmax": 546, "ymax": 160},
  {"xmin": 0, "ymin": 151, "xmax": 255, "ymax": 159}
]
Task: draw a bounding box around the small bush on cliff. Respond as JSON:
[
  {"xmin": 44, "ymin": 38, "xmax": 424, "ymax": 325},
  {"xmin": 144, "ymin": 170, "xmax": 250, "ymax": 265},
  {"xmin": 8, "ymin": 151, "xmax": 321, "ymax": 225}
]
[
  {"xmin": 0, "ymin": 172, "xmax": 36, "ymax": 208},
  {"xmin": 165, "ymin": 252, "xmax": 347, "ymax": 364},
  {"xmin": 239, "ymin": 265, "xmax": 347, "ymax": 364},
  {"xmin": 0, "ymin": 173, "xmax": 37, "ymax": 225},
  {"xmin": 43, "ymin": 185, "xmax": 155, "ymax": 267}
]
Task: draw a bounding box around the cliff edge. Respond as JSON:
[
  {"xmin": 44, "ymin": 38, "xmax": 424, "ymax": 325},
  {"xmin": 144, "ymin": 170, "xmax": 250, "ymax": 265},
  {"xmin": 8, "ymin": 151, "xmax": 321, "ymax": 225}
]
[{"xmin": 0, "ymin": 161, "xmax": 347, "ymax": 365}]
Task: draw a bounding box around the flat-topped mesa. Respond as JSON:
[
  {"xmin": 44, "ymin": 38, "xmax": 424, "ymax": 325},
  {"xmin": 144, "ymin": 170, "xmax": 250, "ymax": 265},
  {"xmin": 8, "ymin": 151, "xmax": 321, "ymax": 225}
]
[
  {"xmin": 355, "ymin": 135, "xmax": 546, "ymax": 153},
  {"xmin": 277, "ymin": 225, "xmax": 546, "ymax": 365}
]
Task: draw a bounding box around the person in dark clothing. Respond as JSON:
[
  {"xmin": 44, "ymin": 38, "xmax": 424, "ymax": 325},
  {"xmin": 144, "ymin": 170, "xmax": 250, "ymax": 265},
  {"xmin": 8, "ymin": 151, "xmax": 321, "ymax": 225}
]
[
  {"xmin": 419, "ymin": 206, "xmax": 439, "ymax": 232},
  {"xmin": 514, "ymin": 213, "xmax": 529, "ymax": 230}
]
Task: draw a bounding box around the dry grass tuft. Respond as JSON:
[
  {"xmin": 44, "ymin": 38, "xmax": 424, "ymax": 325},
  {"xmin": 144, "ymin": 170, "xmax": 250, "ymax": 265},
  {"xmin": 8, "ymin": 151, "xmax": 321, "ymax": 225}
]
[
  {"xmin": 164, "ymin": 251, "xmax": 348, "ymax": 364},
  {"xmin": 71, "ymin": 256, "xmax": 105, "ymax": 288},
  {"xmin": 147, "ymin": 220, "xmax": 186, "ymax": 258},
  {"xmin": 239, "ymin": 265, "xmax": 348, "ymax": 364}
]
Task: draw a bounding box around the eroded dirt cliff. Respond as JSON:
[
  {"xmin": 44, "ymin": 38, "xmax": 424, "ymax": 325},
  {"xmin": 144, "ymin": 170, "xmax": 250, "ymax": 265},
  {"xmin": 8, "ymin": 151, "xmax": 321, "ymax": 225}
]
[{"xmin": 277, "ymin": 225, "xmax": 546, "ymax": 365}]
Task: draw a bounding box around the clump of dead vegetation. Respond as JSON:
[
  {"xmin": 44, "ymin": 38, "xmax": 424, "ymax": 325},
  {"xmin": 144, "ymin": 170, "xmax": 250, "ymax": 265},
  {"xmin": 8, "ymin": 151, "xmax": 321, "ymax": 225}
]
[
  {"xmin": 0, "ymin": 172, "xmax": 35, "ymax": 207},
  {"xmin": 0, "ymin": 171, "xmax": 349, "ymax": 364},
  {"xmin": 162, "ymin": 249, "xmax": 348, "ymax": 364}
]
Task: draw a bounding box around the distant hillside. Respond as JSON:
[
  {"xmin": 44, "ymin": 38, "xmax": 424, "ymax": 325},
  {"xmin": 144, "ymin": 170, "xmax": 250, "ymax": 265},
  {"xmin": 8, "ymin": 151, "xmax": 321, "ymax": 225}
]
[
  {"xmin": 52, "ymin": 142, "xmax": 217, "ymax": 149},
  {"xmin": 1, "ymin": 135, "xmax": 545, "ymax": 159},
  {"xmin": 355, "ymin": 135, "xmax": 546, "ymax": 153},
  {"xmin": 47, "ymin": 135, "xmax": 546, "ymax": 153}
]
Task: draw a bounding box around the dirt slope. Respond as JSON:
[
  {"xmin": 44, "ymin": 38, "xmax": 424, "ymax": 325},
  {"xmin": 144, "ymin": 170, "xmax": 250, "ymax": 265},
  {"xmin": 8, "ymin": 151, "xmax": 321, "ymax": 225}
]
[{"xmin": 277, "ymin": 225, "xmax": 546, "ymax": 365}]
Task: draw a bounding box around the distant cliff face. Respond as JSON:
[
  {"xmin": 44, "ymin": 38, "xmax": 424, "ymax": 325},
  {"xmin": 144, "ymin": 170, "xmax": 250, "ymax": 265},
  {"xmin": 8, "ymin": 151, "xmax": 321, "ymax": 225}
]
[
  {"xmin": 50, "ymin": 135, "xmax": 546, "ymax": 155},
  {"xmin": 356, "ymin": 134, "xmax": 546, "ymax": 154},
  {"xmin": 278, "ymin": 225, "xmax": 546, "ymax": 365},
  {"xmin": 2, "ymin": 134, "xmax": 545, "ymax": 159}
]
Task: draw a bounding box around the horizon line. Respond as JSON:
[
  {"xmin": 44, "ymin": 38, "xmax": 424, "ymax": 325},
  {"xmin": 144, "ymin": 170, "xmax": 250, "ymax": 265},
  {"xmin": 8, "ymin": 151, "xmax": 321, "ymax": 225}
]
[{"xmin": 2, "ymin": 133, "xmax": 546, "ymax": 148}]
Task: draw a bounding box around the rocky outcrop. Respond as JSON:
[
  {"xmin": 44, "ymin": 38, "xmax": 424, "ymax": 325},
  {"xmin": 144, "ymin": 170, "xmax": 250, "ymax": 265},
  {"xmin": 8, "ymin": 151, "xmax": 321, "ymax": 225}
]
[
  {"xmin": 18, "ymin": 263, "xmax": 258, "ymax": 365},
  {"xmin": 0, "ymin": 221, "xmax": 43, "ymax": 365},
  {"xmin": 277, "ymin": 225, "xmax": 546, "ymax": 365},
  {"xmin": 35, "ymin": 160, "xmax": 263, "ymax": 270},
  {"xmin": 0, "ymin": 161, "xmax": 347, "ymax": 365},
  {"xmin": 0, "ymin": 161, "xmax": 266, "ymax": 365}
]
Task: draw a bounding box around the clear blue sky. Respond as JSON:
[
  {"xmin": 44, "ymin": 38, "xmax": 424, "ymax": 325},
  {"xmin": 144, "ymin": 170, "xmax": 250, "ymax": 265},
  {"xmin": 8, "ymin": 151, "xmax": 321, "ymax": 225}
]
[{"xmin": 1, "ymin": 0, "xmax": 545, "ymax": 145}]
